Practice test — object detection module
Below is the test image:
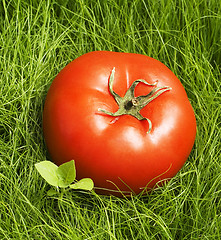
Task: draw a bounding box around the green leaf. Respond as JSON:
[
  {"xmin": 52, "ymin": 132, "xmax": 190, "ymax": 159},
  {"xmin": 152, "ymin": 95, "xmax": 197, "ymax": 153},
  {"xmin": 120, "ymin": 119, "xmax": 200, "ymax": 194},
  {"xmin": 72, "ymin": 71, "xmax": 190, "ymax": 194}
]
[
  {"xmin": 35, "ymin": 161, "xmax": 59, "ymax": 187},
  {"xmin": 56, "ymin": 160, "xmax": 76, "ymax": 188},
  {"xmin": 70, "ymin": 178, "xmax": 94, "ymax": 191},
  {"xmin": 47, "ymin": 188, "xmax": 58, "ymax": 196}
]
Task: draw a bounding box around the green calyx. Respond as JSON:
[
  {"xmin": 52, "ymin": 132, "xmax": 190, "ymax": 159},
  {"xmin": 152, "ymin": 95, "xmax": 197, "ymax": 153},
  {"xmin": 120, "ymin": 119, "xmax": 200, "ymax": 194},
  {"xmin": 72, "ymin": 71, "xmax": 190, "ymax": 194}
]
[{"xmin": 99, "ymin": 68, "xmax": 172, "ymax": 133}]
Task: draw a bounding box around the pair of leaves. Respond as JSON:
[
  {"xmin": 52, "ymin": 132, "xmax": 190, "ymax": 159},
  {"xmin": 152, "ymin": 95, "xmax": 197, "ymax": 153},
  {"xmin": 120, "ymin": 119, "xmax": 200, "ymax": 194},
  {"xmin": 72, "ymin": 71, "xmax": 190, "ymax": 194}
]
[{"xmin": 35, "ymin": 160, "xmax": 94, "ymax": 192}]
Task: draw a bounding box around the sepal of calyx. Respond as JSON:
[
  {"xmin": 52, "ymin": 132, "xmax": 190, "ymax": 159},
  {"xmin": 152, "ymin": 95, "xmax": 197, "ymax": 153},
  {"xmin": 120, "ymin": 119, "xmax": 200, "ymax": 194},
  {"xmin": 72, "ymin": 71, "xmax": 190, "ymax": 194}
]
[{"xmin": 99, "ymin": 68, "xmax": 172, "ymax": 133}]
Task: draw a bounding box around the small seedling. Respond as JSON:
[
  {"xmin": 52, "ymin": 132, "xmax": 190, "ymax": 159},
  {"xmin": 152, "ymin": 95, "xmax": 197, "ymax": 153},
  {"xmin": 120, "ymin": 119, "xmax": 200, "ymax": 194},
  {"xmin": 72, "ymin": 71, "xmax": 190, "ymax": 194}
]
[{"xmin": 35, "ymin": 160, "xmax": 94, "ymax": 196}]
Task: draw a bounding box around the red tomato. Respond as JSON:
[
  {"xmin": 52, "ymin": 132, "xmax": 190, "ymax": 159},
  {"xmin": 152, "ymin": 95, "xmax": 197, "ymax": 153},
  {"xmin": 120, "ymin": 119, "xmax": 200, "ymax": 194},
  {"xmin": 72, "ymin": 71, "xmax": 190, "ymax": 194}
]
[{"xmin": 43, "ymin": 51, "xmax": 196, "ymax": 196}]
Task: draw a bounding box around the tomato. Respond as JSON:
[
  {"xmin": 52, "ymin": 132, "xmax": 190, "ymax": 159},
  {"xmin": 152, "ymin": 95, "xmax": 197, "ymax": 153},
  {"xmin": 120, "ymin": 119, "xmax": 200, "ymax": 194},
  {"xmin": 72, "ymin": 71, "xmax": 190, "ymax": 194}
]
[{"xmin": 43, "ymin": 51, "xmax": 196, "ymax": 196}]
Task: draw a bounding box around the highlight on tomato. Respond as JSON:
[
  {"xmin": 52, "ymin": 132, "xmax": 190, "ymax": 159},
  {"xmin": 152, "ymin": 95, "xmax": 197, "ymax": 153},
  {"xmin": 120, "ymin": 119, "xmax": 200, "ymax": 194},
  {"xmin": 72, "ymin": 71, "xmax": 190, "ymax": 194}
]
[{"xmin": 43, "ymin": 51, "xmax": 196, "ymax": 196}]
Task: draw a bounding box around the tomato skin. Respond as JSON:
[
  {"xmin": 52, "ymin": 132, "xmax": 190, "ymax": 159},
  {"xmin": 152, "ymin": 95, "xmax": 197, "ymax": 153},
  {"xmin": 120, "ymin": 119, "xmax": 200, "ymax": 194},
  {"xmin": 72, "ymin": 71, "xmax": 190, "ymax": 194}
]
[{"xmin": 43, "ymin": 51, "xmax": 196, "ymax": 196}]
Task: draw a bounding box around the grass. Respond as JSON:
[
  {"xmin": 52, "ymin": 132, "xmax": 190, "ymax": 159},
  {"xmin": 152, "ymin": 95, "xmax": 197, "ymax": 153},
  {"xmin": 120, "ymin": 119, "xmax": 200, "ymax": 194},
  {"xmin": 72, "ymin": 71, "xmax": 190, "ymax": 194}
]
[{"xmin": 0, "ymin": 0, "xmax": 220, "ymax": 239}]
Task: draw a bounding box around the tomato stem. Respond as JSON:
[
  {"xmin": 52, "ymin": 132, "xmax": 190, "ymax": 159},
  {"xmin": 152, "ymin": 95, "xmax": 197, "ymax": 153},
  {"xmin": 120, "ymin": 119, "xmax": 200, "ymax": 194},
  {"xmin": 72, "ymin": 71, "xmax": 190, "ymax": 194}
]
[{"xmin": 99, "ymin": 68, "xmax": 172, "ymax": 133}]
